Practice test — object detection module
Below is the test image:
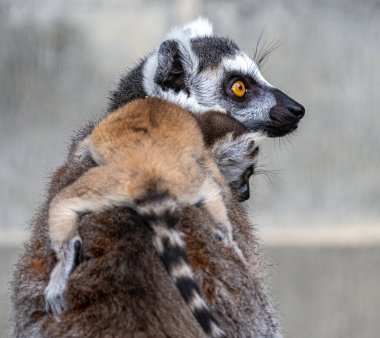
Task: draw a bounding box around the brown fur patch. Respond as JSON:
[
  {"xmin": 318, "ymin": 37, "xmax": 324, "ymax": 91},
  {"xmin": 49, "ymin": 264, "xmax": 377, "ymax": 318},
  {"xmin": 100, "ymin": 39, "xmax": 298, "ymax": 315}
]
[
  {"xmin": 185, "ymin": 231, "xmax": 216, "ymax": 302},
  {"xmin": 30, "ymin": 258, "xmax": 48, "ymax": 275},
  {"xmin": 195, "ymin": 111, "xmax": 247, "ymax": 146}
]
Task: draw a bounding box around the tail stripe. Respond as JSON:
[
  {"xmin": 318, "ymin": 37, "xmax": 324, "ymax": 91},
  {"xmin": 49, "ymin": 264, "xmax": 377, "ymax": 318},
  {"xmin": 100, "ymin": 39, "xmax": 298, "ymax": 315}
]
[
  {"xmin": 145, "ymin": 203, "xmax": 226, "ymax": 338},
  {"xmin": 169, "ymin": 260, "xmax": 194, "ymax": 279},
  {"xmin": 153, "ymin": 233, "xmax": 188, "ymax": 263},
  {"xmin": 151, "ymin": 225, "xmax": 185, "ymax": 255},
  {"xmin": 175, "ymin": 276, "xmax": 202, "ymax": 304},
  {"xmin": 193, "ymin": 306, "xmax": 219, "ymax": 336}
]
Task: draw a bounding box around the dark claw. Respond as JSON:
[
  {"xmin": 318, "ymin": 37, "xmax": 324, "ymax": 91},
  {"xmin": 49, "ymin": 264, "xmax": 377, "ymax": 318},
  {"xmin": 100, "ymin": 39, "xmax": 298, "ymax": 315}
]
[{"xmin": 73, "ymin": 239, "xmax": 82, "ymax": 271}]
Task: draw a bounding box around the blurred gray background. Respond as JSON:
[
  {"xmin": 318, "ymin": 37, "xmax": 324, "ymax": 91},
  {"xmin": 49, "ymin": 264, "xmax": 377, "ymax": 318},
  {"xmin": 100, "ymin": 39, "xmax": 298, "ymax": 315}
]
[{"xmin": 0, "ymin": 0, "xmax": 379, "ymax": 337}]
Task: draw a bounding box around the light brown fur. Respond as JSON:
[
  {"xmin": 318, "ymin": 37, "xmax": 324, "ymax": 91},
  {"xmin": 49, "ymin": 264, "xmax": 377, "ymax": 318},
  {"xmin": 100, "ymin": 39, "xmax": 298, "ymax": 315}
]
[{"xmin": 49, "ymin": 98, "xmax": 229, "ymax": 248}]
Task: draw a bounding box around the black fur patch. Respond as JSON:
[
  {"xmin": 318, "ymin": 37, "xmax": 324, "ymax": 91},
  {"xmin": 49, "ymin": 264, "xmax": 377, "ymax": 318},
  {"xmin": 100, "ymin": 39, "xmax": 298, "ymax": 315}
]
[
  {"xmin": 159, "ymin": 239, "xmax": 189, "ymax": 268},
  {"xmin": 175, "ymin": 277, "xmax": 201, "ymax": 303},
  {"xmin": 195, "ymin": 199, "xmax": 204, "ymax": 208},
  {"xmin": 144, "ymin": 209, "xmax": 181, "ymax": 227},
  {"xmin": 71, "ymin": 239, "xmax": 83, "ymax": 273},
  {"xmin": 135, "ymin": 191, "xmax": 170, "ymax": 206},
  {"xmin": 107, "ymin": 61, "xmax": 147, "ymax": 112},
  {"xmin": 193, "ymin": 307, "xmax": 221, "ymax": 336},
  {"xmin": 191, "ymin": 37, "xmax": 239, "ymax": 71},
  {"xmin": 154, "ymin": 40, "xmax": 188, "ymax": 93}
]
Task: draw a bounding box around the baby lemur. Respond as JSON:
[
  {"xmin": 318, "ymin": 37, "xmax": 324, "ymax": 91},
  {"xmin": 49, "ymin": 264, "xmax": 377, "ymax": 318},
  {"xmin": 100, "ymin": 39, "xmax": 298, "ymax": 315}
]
[{"xmin": 45, "ymin": 97, "xmax": 262, "ymax": 338}]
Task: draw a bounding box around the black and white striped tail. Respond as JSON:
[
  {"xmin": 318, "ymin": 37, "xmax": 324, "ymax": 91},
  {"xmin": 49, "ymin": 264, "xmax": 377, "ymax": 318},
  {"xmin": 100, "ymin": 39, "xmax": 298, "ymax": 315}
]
[{"xmin": 139, "ymin": 198, "xmax": 226, "ymax": 338}]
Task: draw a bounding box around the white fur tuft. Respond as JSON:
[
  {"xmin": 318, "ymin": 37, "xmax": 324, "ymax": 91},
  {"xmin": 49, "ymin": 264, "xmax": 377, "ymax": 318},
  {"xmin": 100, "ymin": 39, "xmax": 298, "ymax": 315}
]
[
  {"xmin": 183, "ymin": 17, "xmax": 213, "ymax": 38},
  {"xmin": 166, "ymin": 17, "xmax": 213, "ymax": 42}
]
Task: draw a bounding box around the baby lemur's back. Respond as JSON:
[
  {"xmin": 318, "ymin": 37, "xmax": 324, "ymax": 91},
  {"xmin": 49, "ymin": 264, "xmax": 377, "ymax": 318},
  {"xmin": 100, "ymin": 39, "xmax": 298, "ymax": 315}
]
[
  {"xmin": 89, "ymin": 97, "xmax": 215, "ymax": 200},
  {"xmin": 46, "ymin": 98, "xmax": 232, "ymax": 338}
]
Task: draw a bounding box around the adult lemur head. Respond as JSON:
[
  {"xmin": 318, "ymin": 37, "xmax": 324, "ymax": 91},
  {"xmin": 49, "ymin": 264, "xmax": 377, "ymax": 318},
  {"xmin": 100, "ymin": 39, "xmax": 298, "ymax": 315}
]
[{"xmin": 109, "ymin": 18, "xmax": 305, "ymax": 137}]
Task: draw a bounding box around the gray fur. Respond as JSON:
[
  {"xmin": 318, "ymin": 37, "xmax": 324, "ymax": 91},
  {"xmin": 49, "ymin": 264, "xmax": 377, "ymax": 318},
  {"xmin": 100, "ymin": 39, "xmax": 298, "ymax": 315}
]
[{"xmin": 44, "ymin": 236, "xmax": 81, "ymax": 316}]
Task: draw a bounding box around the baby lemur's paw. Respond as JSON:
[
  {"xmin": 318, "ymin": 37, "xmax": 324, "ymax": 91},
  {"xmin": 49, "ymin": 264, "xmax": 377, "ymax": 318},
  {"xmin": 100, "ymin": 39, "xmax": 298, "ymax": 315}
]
[
  {"xmin": 45, "ymin": 236, "xmax": 82, "ymax": 317},
  {"xmin": 45, "ymin": 276, "xmax": 68, "ymax": 316}
]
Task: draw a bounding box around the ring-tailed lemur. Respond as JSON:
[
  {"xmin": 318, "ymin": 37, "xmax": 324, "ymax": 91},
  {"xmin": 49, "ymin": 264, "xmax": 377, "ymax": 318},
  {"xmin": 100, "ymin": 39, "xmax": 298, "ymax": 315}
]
[
  {"xmin": 18, "ymin": 18, "xmax": 303, "ymax": 338},
  {"xmin": 44, "ymin": 17, "xmax": 304, "ymax": 334},
  {"xmin": 45, "ymin": 98, "xmax": 263, "ymax": 338}
]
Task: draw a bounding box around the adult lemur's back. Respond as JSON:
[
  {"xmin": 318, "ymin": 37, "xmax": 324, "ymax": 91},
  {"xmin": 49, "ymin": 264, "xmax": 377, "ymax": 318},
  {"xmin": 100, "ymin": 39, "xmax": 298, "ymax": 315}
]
[
  {"xmin": 11, "ymin": 18, "xmax": 305, "ymax": 337},
  {"xmin": 11, "ymin": 144, "xmax": 280, "ymax": 338}
]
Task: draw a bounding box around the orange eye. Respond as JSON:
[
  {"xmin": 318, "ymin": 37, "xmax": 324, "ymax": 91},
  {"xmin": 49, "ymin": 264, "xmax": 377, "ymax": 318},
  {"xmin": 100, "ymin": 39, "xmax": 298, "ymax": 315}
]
[{"xmin": 230, "ymin": 80, "xmax": 246, "ymax": 97}]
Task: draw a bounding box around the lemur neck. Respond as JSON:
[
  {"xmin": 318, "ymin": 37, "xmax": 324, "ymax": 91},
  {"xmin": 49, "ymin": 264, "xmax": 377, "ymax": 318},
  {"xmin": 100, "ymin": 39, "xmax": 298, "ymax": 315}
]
[{"xmin": 107, "ymin": 60, "xmax": 147, "ymax": 113}]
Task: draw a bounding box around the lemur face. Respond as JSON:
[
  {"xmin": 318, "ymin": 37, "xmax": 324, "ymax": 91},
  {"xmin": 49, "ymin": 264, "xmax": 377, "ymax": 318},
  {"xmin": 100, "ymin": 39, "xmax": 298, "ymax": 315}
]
[{"xmin": 143, "ymin": 18, "xmax": 305, "ymax": 137}]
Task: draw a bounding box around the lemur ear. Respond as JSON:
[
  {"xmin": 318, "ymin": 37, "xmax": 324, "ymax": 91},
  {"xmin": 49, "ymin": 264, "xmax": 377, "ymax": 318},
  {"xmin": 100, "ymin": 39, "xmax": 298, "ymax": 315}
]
[
  {"xmin": 153, "ymin": 18, "xmax": 212, "ymax": 92},
  {"xmin": 154, "ymin": 39, "xmax": 195, "ymax": 92}
]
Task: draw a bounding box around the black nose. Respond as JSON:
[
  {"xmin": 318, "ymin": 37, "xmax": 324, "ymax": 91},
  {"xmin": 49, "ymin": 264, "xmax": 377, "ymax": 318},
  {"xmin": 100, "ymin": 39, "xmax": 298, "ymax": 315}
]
[
  {"xmin": 269, "ymin": 106, "xmax": 299, "ymax": 125},
  {"xmin": 287, "ymin": 102, "xmax": 305, "ymax": 119},
  {"xmin": 271, "ymin": 89, "xmax": 305, "ymax": 120}
]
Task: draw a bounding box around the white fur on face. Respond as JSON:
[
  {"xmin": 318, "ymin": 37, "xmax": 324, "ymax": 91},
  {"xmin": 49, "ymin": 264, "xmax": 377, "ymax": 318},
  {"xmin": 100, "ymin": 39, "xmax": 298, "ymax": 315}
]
[{"xmin": 223, "ymin": 52, "xmax": 274, "ymax": 88}]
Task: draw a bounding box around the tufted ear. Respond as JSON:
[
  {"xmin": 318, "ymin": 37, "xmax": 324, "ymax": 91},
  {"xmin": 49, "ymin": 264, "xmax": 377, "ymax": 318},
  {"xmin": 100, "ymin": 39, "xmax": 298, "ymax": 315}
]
[{"xmin": 154, "ymin": 39, "xmax": 196, "ymax": 93}]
